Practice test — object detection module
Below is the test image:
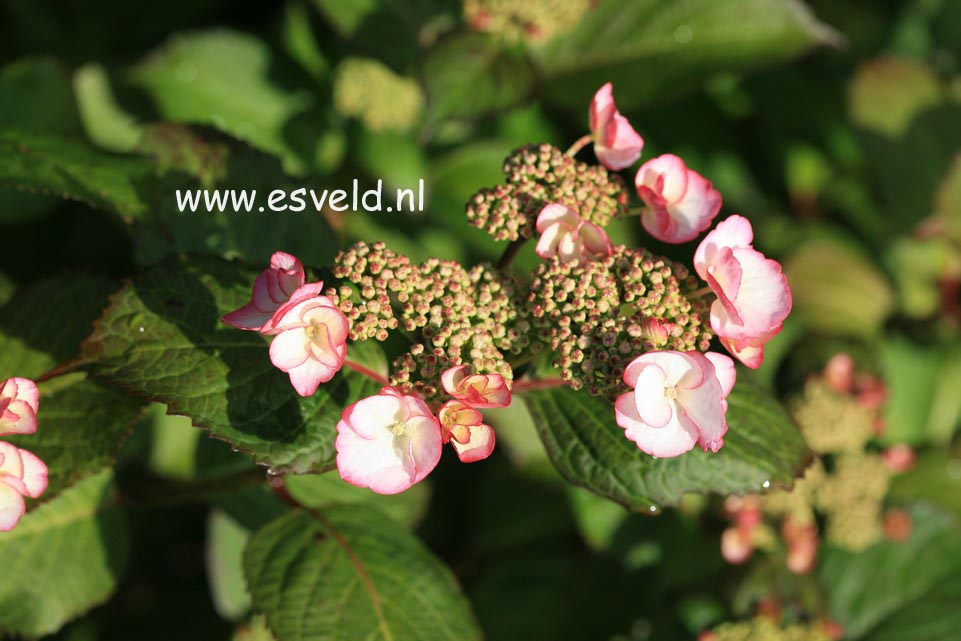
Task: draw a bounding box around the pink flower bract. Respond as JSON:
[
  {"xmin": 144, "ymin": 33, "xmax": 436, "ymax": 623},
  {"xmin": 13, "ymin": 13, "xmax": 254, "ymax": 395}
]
[
  {"xmin": 0, "ymin": 377, "xmax": 47, "ymax": 532},
  {"xmin": 590, "ymin": 83, "xmax": 644, "ymax": 171},
  {"xmin": 614, "ymin": 351, "xmax": 735, "ymax": 458},
  {"xmin": 439, "ymin": 400, "xmax": 496, "ymax": 463},
  {"xmin": 535, "ymin": 203, "xmax": 613, "ymax": 264},
  {"xmin": 261, "ymin": 284, "xmax": 349, "ymax": 397},
  {"xmin": 694, "ymin": 215, "xmax": 792, "ymax": 368},
  {"xmin": 336, "ymin": 388, "xmax": 442, "ymax": 494},
  {"xmin": 0, "ymin": 377, "xmax": 39, "ymax": 436},
  {"xmin": 635, "ymin": 154, "xmax": 722, "ymax": 244},
  {"xmin": 222, "ymin": 251, "xmax": 309, "ymax": 331},
  {"xmin": 441, "ymin": 365, "xmax": 511, "ymax": 409}
]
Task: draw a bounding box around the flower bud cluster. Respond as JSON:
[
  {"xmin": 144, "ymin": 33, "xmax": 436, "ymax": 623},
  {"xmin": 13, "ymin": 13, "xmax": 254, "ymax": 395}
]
[
  {"xmin": 787, "ymin": 379, "xmax": 892, "ymax": 551},
  {"xmin": 464, "ymin": 0, "xmax": 591, "ymax": 42},
  {"xmin": 721, "ymin": 353, "xmax": 905, "ymax": 571},
  {"xmin": 527, "ymin": 245, "xmax": 712, "ymax": 397},
  {"xmin": 330, "ymin": 243, "xmax": 529, "ymax": 402},
  {"xmin": 328, "ymin": 242, "xmax": 415, "ymax": 342},
  {"xmin": 793, "ymin": 380, "xmax": 876, "ymax": 454},
  {"xmin": 333, "ymin": 58, "xmax": 424, "ymax": 132},
  {"xmin": 704, "ymin": 617, "xmax": 831, "ymax": 641},
  {"xmin": 466, "ymin": 143, "xmax": 629, "ymax": 242}
]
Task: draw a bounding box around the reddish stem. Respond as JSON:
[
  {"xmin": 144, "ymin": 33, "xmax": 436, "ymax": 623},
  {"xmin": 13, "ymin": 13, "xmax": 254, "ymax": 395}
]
[
  {"xmin": 565, "ymin": 134, "xmax": 593, "ymax": 157},
  {"xmin": 513, "ymin": 377, "xmax": 568, "ymax": 392},
  {"xmin": 344, "ymin": 359, "xmax": 390, "ymax": 385}
]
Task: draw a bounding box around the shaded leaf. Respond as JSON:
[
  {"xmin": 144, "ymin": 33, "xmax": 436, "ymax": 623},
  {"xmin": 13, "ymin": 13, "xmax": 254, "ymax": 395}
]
[
  {"xmin": 311, "ymin": 0, "xmax": 456, "ymax": 69},
  {"xmin": 0, "ymin": 273, "xmax": 117, "ymax": 380},
  {"xmin": 424, "ymin": 33, "xmax": 535, "ymax": 121},
  {"xmin": 130, "ymin": 30, "xmax": 323, "ymax": 175},
  {"xmin": 537, "ymin": 0, "xmax": 839, "ymax": 109},
  {"xmin": 134, "ymin": 124, "xmax": 337, "ymax": 267},
  {"xmin": 0, "ymin": 129, "xmax": 155, "ymax": 221},
  {"xmin": 285, "ymin": 471, "xmax": 430, "ymax": 527}
]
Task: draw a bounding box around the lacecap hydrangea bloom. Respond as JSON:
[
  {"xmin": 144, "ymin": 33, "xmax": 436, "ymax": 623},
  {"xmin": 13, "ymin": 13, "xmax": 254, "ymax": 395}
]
[{"xmin": 221, "ymin": 81, "xmax": 793, "ymax": 493}]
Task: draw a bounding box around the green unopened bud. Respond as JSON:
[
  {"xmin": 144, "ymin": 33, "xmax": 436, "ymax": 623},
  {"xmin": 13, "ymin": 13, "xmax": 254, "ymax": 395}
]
[{"xmin": 334, "ymin": 58, "xmax": 424, "ymax": 132}]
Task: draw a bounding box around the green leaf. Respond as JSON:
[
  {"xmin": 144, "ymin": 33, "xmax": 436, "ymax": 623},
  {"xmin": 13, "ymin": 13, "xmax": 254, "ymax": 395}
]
[
  {"xmin": 848, "ymin": 58, "xmax": 961, "ymax": 233},
  {"xmin": 932, "ymin": 153, "xmax": 961, "ymax": 243},
  {"xmin": 567, "ymin": 486, "xmax": 630, "ymax": 550},
  {"xmin": 235, "ymin": 616, "xmax": 278, "ymax": 641},
  {"xmin": 0, "ymin": 273, "xmax": 117, "ymax": 380},
  {"xmin": 81, "ymin": 254, "xmax": 382, "ymax": 475},
  {"xmin": 0, "ymin": 129, "xmax": 156, "ymax": 221},
  {"xmin": 886, "ymin": 237, "xmax": 960, "ymax": 319},
  {"xmin": 424, "ymin": 33, "xmax": 535, "ymax": 120},
  {"xmin": 209, "ymin": 487, "xmax": 290, "ymax": 623},
  {"xmin": 849, "ymin": 57, "xmax": 943, "ymax": 138},
  {"xmin": 285, "ymin": 471, "xmax": 430, "ymax": 527},
  {"xmin": 522, "ymin": 376, "xmax": 812, "ymax": 510},
  {"xmin": 129, "ymin": 30, "xmax": 324, "ymax": 175},
  {"xmin": 244, "ymin": 505, "xmax": 482, "ymax": 641},
  {"xmin": 889, "ymin": 451, "xmax": 961, "ymax": 521},
  {"xmin": 0, "ymin": 57, "xmax": 81, "ymax": 224},
  {"xmin": 208, "ymin": 507, "xmax": 257, "ymax": 621},
  {"xmin": 0, "ymin": 471, "xmax": 130, "ymax": 638},
  {"xmin": 784, "ymin": 239, "xmax": 894, "ymax": 338},
  {"xmin": 311, "ymin": 0, "xmax": 456, "ymax": 69},
  {"xmin": 133, "ymin": 124, "xmax": 337, "ymax": 267},
  {"xmin": 536, "ymin": 0, "xmax": 839, "ymax": 109},
  {"xmin": 880, "ymin": 335, "xmax": 961, "ymax": 445},
  {"xmin": 0, "ymin": 58, "xmax": 82, "ymax": 134},
  {"xmin": 5, "ymin": 375, "xmax": 142, "ymax": 502},
  {"xmin": 73, "ymin": 63, "xmax": 143, "ymax": 153},
  {"xmin": 146, "ymin": 402, "xmax": 255, "ymax": 482},
  {"xmin": 821, "ymin": 504, "xmax": 961, "ymax": 640}
]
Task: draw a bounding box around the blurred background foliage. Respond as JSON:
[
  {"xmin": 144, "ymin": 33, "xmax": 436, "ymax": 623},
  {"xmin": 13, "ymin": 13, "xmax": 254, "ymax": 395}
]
[{"xmin": 1, "ymin": 0, "xmax": 960, "ymax": 639}]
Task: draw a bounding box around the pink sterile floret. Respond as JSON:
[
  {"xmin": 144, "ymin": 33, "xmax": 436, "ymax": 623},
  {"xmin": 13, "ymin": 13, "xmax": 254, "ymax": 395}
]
[
  {"xmin": 614, "ymin": 350, "xmax": 735, "ymax": 458},
  {"xmin": 534, "ymin": 203, "xmax": 613, "ymax": 264},
  {"xmin": 336, "ymin": 387, "xmax": 443, "ymax": 494},
  {"xmin": 438, "ymin": 400, "xmax": 496, "ymax": 463},
  {"xmin": 0, "ymin": 377, "xmax": 48, "ymax": 532},
  {"xmin": 222, "ymin": 251, "xmax": 310, "ymax": 331},
  {"xmin": 635, "ymin": 154, "xmax": 722, "ymax": 244},
  {"xmin": 693, "ymin": 215, "xmax": 792, "ymax": 368},
  {"xmin": 440, "ymin": 365, "xmax": 512, "ymax": 409},
  {"xmin": 590, "ymin": 83, "xmax": 644, "ymax": 171},
  {"xmin": 261, "ymin": 283, "xmax": 349, "ymax": 397}
]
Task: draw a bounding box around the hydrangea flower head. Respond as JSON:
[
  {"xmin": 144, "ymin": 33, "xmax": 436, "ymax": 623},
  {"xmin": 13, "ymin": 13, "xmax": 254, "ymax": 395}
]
[
  {"xmin": 614, "ymin": 350, "xmax": 735, "ymax": 457},
  {"xmin": 589, "ymin": 83, "xmax": 644, "ymax": 171},
  {"xmin": 635, "ymin": 154, "xmax": 722, "ymax": 244},
  {"xmin": 694, "ymin": 215, "xmax": 792, "ymax": 368},
  {"xmin": 336, "ymin": 387, "xmax": 442, "ymax": 494}
]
